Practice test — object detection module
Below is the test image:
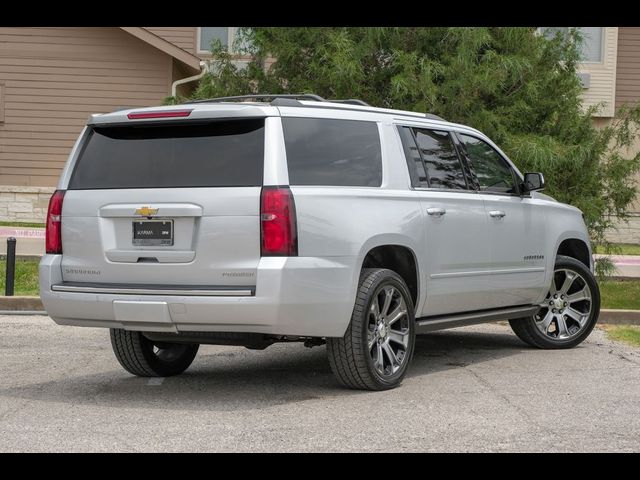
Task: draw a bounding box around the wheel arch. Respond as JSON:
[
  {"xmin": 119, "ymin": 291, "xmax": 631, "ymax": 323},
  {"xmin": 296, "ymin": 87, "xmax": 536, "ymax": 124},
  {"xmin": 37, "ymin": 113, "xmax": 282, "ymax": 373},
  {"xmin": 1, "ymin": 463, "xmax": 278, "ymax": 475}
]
[
  {"xmin": 557, "ymin": 238, "xmax": 591, "ymax": 270},
  {"xmin": 358, "ymin": 241, "xmax": 421, "ymax": 310}
]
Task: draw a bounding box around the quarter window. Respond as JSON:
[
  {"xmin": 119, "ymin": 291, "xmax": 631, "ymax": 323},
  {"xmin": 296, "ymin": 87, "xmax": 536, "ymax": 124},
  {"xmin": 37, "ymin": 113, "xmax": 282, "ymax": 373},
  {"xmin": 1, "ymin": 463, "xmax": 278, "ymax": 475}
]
[
  {"xmin": 414, "ymin": 129, "xmax": 467, "ymax": 190},
  {"xmin": 283, "ymin": 118, "xmax": 382, "ymax": 187},
  {"xmin": 458, "ymin": 134, "xmax": 517, "ymax": 194}
]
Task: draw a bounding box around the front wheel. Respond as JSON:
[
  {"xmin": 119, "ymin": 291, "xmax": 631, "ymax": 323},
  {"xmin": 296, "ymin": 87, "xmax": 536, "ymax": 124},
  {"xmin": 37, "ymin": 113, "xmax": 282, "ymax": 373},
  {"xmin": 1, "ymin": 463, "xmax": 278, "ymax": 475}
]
[
  {"xmin": 110, "ymin": 329, "xmax": 199, "ymax": 377},
  {"xmin": 327, "ymin": 268, "xmax": 416, "ymax": 390},
  {"xmin": 509, "ymin": 255, "xmax": 600, "ymax": 349}
]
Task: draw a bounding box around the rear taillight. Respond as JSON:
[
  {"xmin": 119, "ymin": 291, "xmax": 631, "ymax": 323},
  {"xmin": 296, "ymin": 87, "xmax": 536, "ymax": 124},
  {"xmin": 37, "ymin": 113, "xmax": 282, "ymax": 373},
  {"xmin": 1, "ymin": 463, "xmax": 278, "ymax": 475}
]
[
  {"xmin": 260, "ymin": 186, "xmax": 298, "ymax": 256},
  {"xmin": 45, "ymin": 190, "xmax": 65, "ymax": 254}
]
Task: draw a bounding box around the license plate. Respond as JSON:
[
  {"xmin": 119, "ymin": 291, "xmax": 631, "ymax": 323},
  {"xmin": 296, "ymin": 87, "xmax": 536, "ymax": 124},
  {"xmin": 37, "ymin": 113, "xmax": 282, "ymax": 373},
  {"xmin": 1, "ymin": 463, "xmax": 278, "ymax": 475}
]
[{"xmin": 132, "ymin": 220, "xmax": 173, "ymax": 246}]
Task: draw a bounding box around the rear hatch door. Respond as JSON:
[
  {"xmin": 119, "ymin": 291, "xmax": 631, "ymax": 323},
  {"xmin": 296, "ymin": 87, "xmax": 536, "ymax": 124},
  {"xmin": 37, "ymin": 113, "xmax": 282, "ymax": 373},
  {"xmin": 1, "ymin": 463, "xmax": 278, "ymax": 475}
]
[{"xmin": 60, "ymin": 117, "xmax": 265, "ymax": 288}]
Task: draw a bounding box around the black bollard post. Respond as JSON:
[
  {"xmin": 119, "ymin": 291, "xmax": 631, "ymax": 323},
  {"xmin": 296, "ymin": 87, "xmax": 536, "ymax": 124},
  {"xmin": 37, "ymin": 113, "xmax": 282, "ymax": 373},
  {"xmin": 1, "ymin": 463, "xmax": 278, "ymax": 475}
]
[{"xmin": 5, "ymin": 237, "xmax": 16, "ymax": 296}]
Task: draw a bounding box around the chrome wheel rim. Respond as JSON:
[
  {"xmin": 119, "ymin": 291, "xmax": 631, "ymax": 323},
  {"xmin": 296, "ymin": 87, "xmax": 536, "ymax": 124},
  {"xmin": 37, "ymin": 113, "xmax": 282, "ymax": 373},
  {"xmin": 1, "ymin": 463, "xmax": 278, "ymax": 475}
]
[
  {"xmin": 535, "ymin": 268, "xmax": 593, "ymax": 340},
  {"xmin": 367, "ymin": 285, "xmax": 410, "ymax": 377}
]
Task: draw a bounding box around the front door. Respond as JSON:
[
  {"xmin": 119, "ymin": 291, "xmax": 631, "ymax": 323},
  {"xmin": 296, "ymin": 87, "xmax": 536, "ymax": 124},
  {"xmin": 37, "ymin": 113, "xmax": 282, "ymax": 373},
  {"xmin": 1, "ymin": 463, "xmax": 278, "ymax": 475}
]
[{"xmin": 455, "ymin": 132, "xmax": 547, "ymax": 308}]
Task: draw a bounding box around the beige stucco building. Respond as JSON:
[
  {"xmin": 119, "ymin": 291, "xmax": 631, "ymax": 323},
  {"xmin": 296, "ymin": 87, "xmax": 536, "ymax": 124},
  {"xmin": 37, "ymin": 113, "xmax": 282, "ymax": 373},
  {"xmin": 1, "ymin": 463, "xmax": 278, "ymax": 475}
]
[
  {"xmin": 577, "ymin": 27, "xmax": 640, "ymax": 243},
  {"xmin": 1, "ymin": 27, "xmax": 639, "ymax": 244},
  {"xmin": 0, "ymin": 27, "xmax": 229, "ymax": 222}
]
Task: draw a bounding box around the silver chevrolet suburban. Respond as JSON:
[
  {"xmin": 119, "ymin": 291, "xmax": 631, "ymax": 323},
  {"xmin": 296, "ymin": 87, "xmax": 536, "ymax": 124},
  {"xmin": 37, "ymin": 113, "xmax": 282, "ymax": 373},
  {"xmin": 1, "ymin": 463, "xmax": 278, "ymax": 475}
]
[{"xmin": 39, "ymin": 94, "xmax": 600, "ymax": 390}]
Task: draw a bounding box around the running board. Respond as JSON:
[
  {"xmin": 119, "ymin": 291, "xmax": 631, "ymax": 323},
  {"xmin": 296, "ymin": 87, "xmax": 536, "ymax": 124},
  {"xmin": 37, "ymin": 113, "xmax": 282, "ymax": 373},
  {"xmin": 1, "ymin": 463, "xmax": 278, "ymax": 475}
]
[{"xmin": 416, "ymin": 305, "xmax": 539, "ymax": 334}]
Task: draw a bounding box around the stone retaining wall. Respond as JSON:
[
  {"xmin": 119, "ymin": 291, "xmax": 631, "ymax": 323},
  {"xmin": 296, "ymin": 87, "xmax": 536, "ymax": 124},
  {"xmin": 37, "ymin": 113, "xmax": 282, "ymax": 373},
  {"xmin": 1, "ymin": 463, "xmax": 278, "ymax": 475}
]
[
  {"xmin": 0, "ymin": 186, "xmax": 55, "ymax": 224},
  {"xmin": 605, "ymin": 213, "xmax": 640, "ymax": 244}
]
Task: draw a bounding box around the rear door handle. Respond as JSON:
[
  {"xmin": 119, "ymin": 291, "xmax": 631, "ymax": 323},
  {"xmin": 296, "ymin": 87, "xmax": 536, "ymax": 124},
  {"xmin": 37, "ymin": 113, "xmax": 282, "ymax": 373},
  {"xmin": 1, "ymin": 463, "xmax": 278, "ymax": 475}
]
[
  {"xmin": 489, "ymin": 210, "xmax": 506, "ymax": 218},
  {"xmin": 426, "ymin": 207, "xmax": 446, "ymax": 217}
]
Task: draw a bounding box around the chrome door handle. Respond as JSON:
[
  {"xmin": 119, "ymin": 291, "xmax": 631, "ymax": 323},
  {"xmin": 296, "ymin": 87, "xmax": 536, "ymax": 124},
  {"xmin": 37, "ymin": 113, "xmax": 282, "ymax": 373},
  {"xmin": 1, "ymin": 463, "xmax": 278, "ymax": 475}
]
[
  {"xmin": 489, "ymin": 210, "xmax": 506, "ymax": 218},
  {"xmin": 426, "ymin": 207, "xmax": 446, "ymax": 217}
]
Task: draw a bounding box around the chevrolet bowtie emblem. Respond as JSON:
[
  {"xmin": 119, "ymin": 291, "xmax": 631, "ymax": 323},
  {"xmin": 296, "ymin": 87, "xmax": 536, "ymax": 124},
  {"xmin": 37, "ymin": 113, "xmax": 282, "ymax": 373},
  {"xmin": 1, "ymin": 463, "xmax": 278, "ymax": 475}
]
[{"xmin": 135, "ymin": 206, "xmax": 158, "ymax": 217}]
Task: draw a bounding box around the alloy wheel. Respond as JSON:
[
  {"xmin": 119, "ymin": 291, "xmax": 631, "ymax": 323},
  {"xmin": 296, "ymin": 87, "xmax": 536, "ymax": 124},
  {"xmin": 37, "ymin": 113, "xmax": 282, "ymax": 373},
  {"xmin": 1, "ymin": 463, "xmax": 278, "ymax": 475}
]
[
  {"xmin": 535, "ymin": 268, "xmax": 593, "ymax": 340},
  {"xmin": 367, "ymin": 285, "xmax": 410, "ymax": 377}
]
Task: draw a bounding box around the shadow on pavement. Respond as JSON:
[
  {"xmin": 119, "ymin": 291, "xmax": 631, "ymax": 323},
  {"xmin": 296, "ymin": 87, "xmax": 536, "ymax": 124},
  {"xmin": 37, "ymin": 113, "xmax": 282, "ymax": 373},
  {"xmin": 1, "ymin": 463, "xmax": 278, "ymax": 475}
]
[{"xmin": 1, "ymin": 328, "xmax": 527, "ymax": 411}]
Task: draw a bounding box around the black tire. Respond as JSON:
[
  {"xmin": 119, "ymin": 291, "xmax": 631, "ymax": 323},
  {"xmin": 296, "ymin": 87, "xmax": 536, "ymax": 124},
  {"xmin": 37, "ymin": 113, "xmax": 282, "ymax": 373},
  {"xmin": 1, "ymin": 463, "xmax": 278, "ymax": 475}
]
[
  {"xmin": 509, "ymin": 255, "xmax": 600, "ymax": 349},
  {"xmin": 110, "ymin": 329, "xmax": 199, "ymax": 377},
  {"xmin": 327, "ymin": 268, "xmax": 416, "ymax": 390}
]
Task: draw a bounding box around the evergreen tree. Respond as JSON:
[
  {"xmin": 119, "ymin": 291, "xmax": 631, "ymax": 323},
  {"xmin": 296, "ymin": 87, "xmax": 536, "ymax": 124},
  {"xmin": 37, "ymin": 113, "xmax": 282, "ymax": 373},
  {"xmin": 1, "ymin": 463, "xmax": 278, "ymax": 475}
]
[{"xmin": 172, "ymin": 27, "xmax": 640, "ymax": 274}]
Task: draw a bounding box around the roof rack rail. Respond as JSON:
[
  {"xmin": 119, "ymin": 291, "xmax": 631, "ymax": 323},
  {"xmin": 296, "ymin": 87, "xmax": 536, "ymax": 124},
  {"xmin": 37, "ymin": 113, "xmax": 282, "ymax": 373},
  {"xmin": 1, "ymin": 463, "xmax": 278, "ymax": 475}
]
[
  {"xmin": 185, "ymin": 94, "xmax": 327, "ymax": 104},
  {"xmin": 182, "ymin": 93, "xmax": 447, "ymax": 122},
  {"xmin": 328, "ymin": 99, "xmax": 371, "ymax": 106}
]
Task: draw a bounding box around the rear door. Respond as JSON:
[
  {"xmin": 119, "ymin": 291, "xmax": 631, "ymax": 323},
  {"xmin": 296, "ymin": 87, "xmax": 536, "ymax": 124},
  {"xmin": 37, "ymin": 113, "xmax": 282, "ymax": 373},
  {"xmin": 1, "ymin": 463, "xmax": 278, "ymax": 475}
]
[
  {"xmin": 397, "ymin": 126, "xmax": 495, "ymax": 317},
  {"xmin": 454, "ymin": 132, "xmax": 547, "ymax": 307},
  {"xmin": 60, "ymin": 117, "xmax": 266, "ymax": 287}
]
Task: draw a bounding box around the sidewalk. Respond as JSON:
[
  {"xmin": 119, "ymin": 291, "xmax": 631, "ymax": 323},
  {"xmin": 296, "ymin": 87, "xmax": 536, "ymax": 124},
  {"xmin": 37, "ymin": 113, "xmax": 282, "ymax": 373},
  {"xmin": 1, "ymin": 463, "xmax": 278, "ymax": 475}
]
[
  {"xmin": 0, "ymin": 227, "xmax": 44, "ymax": 257},
  {"xmin": 594, "ymin": 254, "xmax": 640, "ymax": 278}
]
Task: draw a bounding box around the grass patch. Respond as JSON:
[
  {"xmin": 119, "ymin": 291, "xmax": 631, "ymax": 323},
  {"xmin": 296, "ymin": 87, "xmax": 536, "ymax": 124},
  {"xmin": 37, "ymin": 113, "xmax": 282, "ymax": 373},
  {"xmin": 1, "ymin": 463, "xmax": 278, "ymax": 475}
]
[
  {"xmin": 594, "ymin": 243, "xmax": 640, "ymax": 256},
  {"xmin": 0, "ymin": 221, "xmax": 45, "ymax": 228},
  {"xmin": 599, "ymin": 279, "xmax": 640, "ymax": 310},
  {"xmin": 0, "ymin": 258, "xmax": 40, "ymax": 296},
  {"xmin": 603, "ymin": 325, "xmax": 640, "ymax": 347}
]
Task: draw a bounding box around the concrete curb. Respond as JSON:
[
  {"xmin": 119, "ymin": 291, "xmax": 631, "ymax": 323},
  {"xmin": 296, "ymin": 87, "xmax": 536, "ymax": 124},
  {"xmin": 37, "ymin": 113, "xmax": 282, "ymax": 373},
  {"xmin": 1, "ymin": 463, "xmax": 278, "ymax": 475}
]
[
  {"xmin": 0, "ymin": 296, "xmax": 43, "ymax": 311},
  {"xmin": 599, "ymin": 309, "xmax": 640, "ymax": 325}
]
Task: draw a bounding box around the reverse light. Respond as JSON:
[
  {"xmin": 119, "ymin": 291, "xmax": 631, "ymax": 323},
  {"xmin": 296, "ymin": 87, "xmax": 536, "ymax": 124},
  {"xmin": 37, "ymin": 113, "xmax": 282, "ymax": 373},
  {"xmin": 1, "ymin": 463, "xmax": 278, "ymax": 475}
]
[
  {"xmin": 45, "ymin": 190, "xmax": 65, "ymax": 254},
  {"xmin": 127, "ymin": 110, "xmax": 192, "ymax": 120},
  {"xmin": 260, "ymin": 186, "xmax": 298, "ymax": 256}
]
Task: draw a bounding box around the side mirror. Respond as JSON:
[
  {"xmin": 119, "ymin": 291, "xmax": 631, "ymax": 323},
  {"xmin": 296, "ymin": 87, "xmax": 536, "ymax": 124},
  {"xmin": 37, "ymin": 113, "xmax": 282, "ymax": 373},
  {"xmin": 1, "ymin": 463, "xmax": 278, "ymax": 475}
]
[{"xmin": 522, "ymin": 172, "xmax": 545, "ymax": 193}]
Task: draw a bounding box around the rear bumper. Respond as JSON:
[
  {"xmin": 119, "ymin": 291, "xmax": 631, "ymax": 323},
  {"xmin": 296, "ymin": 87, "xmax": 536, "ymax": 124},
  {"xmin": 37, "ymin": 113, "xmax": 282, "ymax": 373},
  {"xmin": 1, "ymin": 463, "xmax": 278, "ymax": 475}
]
[{"xmin": 39, "ymin": 255, "xmax": 360, "ymax": 338}]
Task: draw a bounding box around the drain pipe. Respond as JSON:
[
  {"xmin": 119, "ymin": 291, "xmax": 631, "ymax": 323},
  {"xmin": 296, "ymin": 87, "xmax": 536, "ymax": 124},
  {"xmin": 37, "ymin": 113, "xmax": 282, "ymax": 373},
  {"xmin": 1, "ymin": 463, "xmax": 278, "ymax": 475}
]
[{"xmin": 171, "ymin": 61, "xmax": 207, "ymax": 98}]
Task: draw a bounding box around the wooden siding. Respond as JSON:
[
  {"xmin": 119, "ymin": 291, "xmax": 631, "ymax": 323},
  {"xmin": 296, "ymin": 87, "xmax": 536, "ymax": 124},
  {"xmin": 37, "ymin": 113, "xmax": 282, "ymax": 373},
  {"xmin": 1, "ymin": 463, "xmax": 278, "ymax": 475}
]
[
  {"xmin": 145, "ymin": 27, "xmax": 196, "ymax": 54},
  {"xmin": 615, "ymin": 27, "xmax": 640, "ymax": 109},
  {"xmin": 0, "ymin": 27, "xmax": 173, "ymax": 187},
  {"xmin": 579, "ymin": 27, "xmax": 618, "ymax": 118}
]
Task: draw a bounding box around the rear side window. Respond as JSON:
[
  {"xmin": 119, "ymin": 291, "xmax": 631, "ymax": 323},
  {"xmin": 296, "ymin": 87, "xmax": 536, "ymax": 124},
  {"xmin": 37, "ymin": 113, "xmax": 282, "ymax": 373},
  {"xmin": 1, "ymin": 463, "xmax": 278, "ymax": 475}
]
[
  {"xmin": 398, "ymin": 126, "xmax": 428, "ymax": 187},
  {"xmin": 413, "ymin": 129, "xmax": 468, "ymax": 190},
  {"xmin": 69, "ymin": 119, "xmax": 264, "ymax": 189},
  {"xmin": 282, "ymin": 117, "xmax": 382, "ymax": 187}
]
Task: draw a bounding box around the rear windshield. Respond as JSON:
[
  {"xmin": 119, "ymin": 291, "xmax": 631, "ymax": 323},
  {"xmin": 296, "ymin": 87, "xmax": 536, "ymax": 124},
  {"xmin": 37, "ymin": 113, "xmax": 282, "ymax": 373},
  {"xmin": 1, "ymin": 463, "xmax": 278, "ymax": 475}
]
[{"xmin": 68, "ymin": 119, "xmax": 264, "ymax": 190}]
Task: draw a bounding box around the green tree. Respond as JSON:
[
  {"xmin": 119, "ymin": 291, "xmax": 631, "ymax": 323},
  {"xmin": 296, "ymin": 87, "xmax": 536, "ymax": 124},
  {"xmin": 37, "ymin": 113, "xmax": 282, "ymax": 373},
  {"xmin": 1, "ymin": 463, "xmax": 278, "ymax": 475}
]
[{"xmin": 174, "ymin": 28, "xmax": 640, "ymax": 275}]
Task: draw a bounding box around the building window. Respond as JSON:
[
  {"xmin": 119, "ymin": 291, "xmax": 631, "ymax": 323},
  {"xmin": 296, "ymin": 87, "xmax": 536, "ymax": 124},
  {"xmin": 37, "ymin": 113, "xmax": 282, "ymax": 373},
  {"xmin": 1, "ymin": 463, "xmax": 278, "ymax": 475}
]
[
  {"xmin": 542, "ymin": 27, "xmax": 604, "ymax": 63},
  {"xmin": 579, "ymin": 27, "xmax": 603, "ymax": 63},
  {"xmin": 198, "ymin": 27, "xmax": 231, "ymax": 53}
]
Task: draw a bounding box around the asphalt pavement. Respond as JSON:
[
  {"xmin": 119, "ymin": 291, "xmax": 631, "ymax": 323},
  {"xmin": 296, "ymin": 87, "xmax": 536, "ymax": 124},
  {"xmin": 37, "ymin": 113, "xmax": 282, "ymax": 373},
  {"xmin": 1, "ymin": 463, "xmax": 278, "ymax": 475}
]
[{"xmin": 0, "ymin": 315, "xmax": 639, "ymax": 452}]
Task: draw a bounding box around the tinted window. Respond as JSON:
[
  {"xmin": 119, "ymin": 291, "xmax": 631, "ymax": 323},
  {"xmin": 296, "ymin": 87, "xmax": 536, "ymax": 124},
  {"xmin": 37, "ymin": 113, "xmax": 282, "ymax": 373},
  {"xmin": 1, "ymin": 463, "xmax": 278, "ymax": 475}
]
[
  {"xmin": 458, "ymin": 134, "xmax": 517, "ymax": 194},
  {"xmin": 397, "ymin": 127, "xmax": 428, "ymax": 187},
  {"xmin": 283, "ymin": 118, "xmax": 382, "ymax": 187},
  {"xmin": 414, "ymin": 129, "xmax": 467, "ymax": 190},
  {"xmin": 69, "ymin": 119, "xmax": 264, "ymax": 190}
]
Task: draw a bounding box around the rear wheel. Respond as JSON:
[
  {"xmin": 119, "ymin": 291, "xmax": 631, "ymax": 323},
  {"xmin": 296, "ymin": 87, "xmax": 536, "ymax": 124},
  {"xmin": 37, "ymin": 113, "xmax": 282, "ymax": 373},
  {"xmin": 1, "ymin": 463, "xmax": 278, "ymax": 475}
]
[
  {"xmin": 327, "ymin": 268, "xmax": 415, "ymax": 390},
  {"xmin": 110, "ymin": 329, "xmax": 199, "ymax": 377},
  {"xmin": 509, "ymin": 255, "xmax": 600, "ymax": 349}
]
